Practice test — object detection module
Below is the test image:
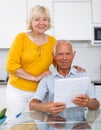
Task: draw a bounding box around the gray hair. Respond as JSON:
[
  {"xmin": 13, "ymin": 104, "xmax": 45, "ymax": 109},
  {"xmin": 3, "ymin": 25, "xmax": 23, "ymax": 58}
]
[
  {"xmin": 53, "ymin": 40, "xmax": 74, "ymax": 55},
  {"xmin": 26, "ymin": 5, "xmax": 52, "ymax": 30}
]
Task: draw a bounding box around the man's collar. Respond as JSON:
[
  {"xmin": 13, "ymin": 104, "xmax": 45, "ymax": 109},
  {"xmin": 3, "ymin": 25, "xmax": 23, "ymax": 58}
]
[{"xmin": 52, "ymin": 66, "xmax": 77, "ymax": 78}]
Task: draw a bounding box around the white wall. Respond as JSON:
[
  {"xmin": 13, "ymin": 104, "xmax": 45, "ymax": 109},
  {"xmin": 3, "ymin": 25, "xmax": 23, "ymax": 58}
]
[{"xmin": 72, "ymin": 41, "xmax": 101, "ymax": 81}]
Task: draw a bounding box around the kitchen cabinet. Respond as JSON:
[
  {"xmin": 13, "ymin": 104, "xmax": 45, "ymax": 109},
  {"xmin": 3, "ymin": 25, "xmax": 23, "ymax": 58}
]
[
  {"xmin": 92, "ymin": 0, "xmax": 101, "ymax": 24},
  {"xmin": 0, "ymin": 0, "xmax": 26, "ymax": 48},
  {"xmin": 0, "ymin": 85, "xmax": 7, "ymax": 110},
  {"xmin": 0, "ymin": 0, "xmax": 54, "ymax": 49},
  {"xmin": 0, "ymin": 0, "xmax": 94, "ymax": 48},
  {"xmin": 54, "ymin": 0, "xmax": 91, "ymax": 1},
  {"xmin": 27, "ymin": 0, "xmax": 53, "ymax": 35},
  {"xmin": 53, "ymin": 1, "xmax": 92, "ymax": 40},
  {"xmin": 94, "ymin": 85, "xmax": 101, "ymax": 108}
]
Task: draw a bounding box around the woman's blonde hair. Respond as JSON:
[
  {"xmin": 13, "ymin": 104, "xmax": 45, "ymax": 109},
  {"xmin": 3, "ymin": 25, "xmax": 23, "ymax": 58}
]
[{"xmin": 26, "ymin": 5, "xmax": 52, "ymax": 31}]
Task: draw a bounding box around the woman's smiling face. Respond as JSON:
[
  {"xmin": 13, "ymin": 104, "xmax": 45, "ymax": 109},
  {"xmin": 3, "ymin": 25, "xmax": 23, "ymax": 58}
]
[{"xmin": 31, "ymin": 14, "xmax": 50, "ymax": 34}]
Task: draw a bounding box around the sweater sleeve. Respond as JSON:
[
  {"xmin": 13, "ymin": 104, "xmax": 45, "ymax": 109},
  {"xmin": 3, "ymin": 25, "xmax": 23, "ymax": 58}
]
[{"xmin": 6, "ymin": 33, "xmax": 24, "ymax": 74}]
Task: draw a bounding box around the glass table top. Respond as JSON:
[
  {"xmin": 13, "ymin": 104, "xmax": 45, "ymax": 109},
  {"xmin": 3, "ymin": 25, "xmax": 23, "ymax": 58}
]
[{"xmin": 0, "ymin": 107, "xmax": 101, "ymax": 130}]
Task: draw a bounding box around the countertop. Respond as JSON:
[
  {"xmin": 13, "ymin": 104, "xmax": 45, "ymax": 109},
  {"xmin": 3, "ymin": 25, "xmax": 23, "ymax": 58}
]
[
  {"xmin": 0, "ymin": 80, "xmax": 7, "ymax": 85},
  {"xmin": 92, "ymin": 80, "xmax": 101, "ymax": 85},
  {"xmin": 0, "ymin": 80, "xmax": 101, "ymax": 85}
]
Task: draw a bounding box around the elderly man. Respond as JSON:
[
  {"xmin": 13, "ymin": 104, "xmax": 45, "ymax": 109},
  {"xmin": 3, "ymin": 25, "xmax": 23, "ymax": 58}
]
[{"xmin": 29, "ymin": 40, "xmax": 99, "ymax": 115}]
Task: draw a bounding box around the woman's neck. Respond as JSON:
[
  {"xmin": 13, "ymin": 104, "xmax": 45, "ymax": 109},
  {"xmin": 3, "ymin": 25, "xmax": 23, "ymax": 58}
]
[{"xmin": 28, "ymin": 31, "xmax": 48, "ymax": 45}]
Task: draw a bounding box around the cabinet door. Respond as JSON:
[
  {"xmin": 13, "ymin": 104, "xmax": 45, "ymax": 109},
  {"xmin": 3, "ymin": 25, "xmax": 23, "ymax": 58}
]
[
  {"xmin": 92, "ymin": 0, "xmax": 101, "ymax": 24},
  {"xmin": 53, "ymin": 1, "xmax": 92, "ymax": 40},
  {"xmin": 0, "ymin": 85, "xmax": 7, "ymax": 110},
  {"xmin": 27, "ymin": 0, "xmax": 53, "ymax": 35},
  {"xmin": 0, "ymin": 0, "xmax": 26, "ymax": 48},
  {"xmin": 95, "ymin": 85, "xmax": 101, "ymax": 108}
]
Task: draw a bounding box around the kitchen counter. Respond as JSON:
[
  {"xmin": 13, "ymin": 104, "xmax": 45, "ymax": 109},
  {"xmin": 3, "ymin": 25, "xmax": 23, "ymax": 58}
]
[
  {"xmin": 0, "ymin": 81, "xmax": 7, "ymax": 85},
  {"xmin": 92, "ymin": 80, "xmax": 101, "ymax": 85},
  {"xmin": 0, "ymin": 80, "xmax": 101, "ymax": 86},
  {"xmin": 0, "ymin": 81, "xmax": 101, "ymax": 86},
  {"xmin": 0, "ymin": 83, "xmax": 7, "ymax": 110}
]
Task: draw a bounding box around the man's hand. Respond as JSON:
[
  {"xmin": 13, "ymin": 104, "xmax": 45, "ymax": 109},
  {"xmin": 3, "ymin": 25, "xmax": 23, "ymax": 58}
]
[
  {"xmin": 46, "ymin": 102, "xmax": 66, "ymax": 115},
  {"xmin": 72, "ymin": 94, "xmax": 90, "ymax": 107}
]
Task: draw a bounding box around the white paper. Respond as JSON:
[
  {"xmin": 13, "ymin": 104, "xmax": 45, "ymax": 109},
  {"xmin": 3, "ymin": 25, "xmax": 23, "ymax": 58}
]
[{"xmin": 54, "ymin": 77, "xmax": 90, "ymax": 108}]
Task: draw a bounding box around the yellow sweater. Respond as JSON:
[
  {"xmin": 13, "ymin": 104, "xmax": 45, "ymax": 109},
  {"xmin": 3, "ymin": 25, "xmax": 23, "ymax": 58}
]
[{"xmin": 6, "ymin": 32, "xmax": 56, "ymax": 91}]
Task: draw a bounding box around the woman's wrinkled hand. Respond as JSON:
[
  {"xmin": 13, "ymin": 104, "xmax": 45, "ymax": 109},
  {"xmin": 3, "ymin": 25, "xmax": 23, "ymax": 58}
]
[{"xmin": 74, "ymin": 65, "xmax": 86, "ymax": 72}]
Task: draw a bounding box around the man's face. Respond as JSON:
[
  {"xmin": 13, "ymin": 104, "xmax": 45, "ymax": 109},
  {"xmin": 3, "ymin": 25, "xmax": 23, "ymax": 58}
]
[{"xmin": 54, "ymin": 43, "xmax": 75, "ymax": 71}]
